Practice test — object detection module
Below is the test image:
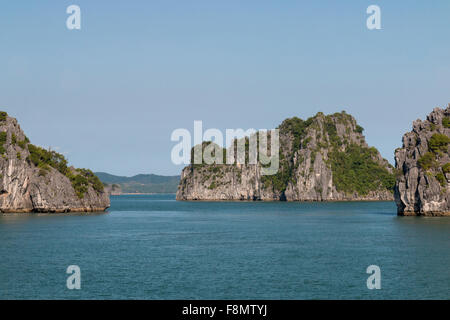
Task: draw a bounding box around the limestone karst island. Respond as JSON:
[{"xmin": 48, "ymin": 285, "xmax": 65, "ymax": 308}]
[
  {"xmin": 394, "ymin": 106, "xmax": 450, "ymax": 216},
  {"xmin": 0, "ymin": 111, "xmax": 109, "ymax": 213},
  {"xmin": 177, "ymin": 105, "xmax": 450, "ymax": 217}
]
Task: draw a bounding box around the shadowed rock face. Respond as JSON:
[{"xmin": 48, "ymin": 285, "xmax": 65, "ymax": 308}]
[
  {"xmin": 0, "ymin": 112, "xmax": 110, "ymax": 213},
  {"xmin": 177, "ymin": 111, "xmax": 395, "ymax": 202},
  {"xmin": 394, "ymin": 105, "xmax": 450, "ymax": 216}
]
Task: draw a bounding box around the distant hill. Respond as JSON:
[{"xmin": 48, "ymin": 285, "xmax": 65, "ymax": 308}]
[{"xmin": 96, "ymin": 172, "xmax": 180, "ymax": 194}]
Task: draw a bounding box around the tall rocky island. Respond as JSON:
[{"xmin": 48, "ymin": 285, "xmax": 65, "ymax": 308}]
[
  {"xmin": 394, "ymin": 105, "xmax": 450, "ymax": 216},
  {"xmin": 0, "ymin": 111, "xmax": 110, "ymax": 213},
  {"xmin": 177, "ymin": 111, "xmax": 395, "ymax": 201}
]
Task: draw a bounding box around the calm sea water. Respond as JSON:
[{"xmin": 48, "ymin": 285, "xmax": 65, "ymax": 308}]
[{"xmin": 0, "ymin": 194, "xmax": 449, "ymax": 300}]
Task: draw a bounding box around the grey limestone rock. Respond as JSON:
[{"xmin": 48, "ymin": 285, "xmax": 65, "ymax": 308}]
[
  {"xmin": 0, "ymin": 112, "xmax": 109, "ymax": 213},
  {"xmin": 394, "ymin": 105, "xmax": 450, "ymax": 216},
  {"xmin": 177, "ymin": 111, "xmax": 394, "ymax": 202}
]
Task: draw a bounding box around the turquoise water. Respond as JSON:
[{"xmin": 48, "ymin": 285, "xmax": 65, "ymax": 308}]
[{"xmin": 0, "ymin": 194, "xmax": 449, "ymax": 300}]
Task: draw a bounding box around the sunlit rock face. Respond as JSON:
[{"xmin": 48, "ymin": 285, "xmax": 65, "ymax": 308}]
[
  {"xmin": 0, "ymin": 112, "xmax": 109, "ymax": 213},
  {"xmin": 395, "ymin": 105, "xmax": 450, "ymax": 216},
  {"xmin": 177, "ymin": 111, "xmax": 394, "ymax": 202}
]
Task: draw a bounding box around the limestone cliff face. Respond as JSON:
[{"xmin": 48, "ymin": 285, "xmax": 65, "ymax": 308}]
[
  {"xmin": 0, "ymin": 112, "xmax": 110, "ymax": 213},
  {"xmin": 394, "ymin": 105, "xmax": 450, "ymax": 216},
  {"xmin": 177, "ymin": 111, "xmax": 395, "ymax": 201}
]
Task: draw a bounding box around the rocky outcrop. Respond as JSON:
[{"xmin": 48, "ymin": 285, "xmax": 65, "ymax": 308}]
[
  {"xmin": 0, "ymin": 111, "xmax": 110, "ymax": 213},
  {"xmin": 394, "ymin": 105, "xmax": 450, "ymax": 216},
  {"xmin": 177, "ymin": 111, "xmax": 395, "ymax": 201}
]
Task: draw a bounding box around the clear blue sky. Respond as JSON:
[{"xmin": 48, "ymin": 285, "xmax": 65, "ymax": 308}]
[{"xmin": 1, "ymin": 1, "xmax": 449, "ymax": 176}]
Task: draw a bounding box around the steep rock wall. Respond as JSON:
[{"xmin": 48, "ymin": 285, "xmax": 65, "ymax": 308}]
[
  {"xmin": 0, "ymin": 112, "xmax": 110, "ymax": 213},
  {"xmin": 394, "ymin": 105, "xmax": 450, "ymax": 216},
  {"xmin": 177, "ymin": 111, "xmax": 394, "ymax": 201}
]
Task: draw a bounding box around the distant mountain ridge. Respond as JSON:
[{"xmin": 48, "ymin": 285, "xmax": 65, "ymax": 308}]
[{"xmin": 96, "ymin": 172, "xmax": 180, "ymax": 194}]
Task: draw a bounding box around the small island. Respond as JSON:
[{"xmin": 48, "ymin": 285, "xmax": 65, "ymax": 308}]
[
  {"xmin": 177, "ymin": 111, "xmax": 395, "ymax": 201},
  {"xmin": 0, "ymin": 111, "xmax": 109, "ymax": 213},
  {"xmin": 395, "ymin": 105, "xmax": 450, "ymax": 216}
]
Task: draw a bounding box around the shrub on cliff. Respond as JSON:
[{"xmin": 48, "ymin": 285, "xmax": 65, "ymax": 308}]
[
  {"xmin": 418, "ymin": 152, "xmax": 437, "ymax": 170},
  {"xmin": 329, "ymin": 144, "xmax": 395, "ymax": 195},
  {"xmin": 442, "ymin": 117, "xmax": 450, "ymax": 128},
  {"xmin": 0, "ymin": 131, "xmax": 7, "ymax": 154},
  {"xmin": 27, "ymin": 144, "xmax": 104, "ymax": 198},
  {"xmin": 17, "ymin": 137, "xmax": 29, "ymax": 149},
  {"xmin": 66, "ymin": 169, "xmax": 104, "ymax": 198},
  {"xmin": 435, "ymin": 172, "xmax": 446, "ymax": 187},
  {"xmin": 279, "ymin": 116, "xmax": 314, "ymax": 151},
  {"xmin": 67, "ymin": 172, "xmax": 89, "ymax": 198},
  {"xmin": 75, "ymin": 168, "xmax": 104, "ymax": 193},
  {"xmin": 355, "ymin": 125, "xmax": 364, "ymax": 133},
  {"xmin": 27, "ymin": 144, "xmax": 69, "ymax": 175},
  {"xmin": 429, "ymin": 133, "xmax": 450, "ymax": 153},
  {"xmin": 443, "ymin": 163, "xmax": 450, "ymax": 174}
]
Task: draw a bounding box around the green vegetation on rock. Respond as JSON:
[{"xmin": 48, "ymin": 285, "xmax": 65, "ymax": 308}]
[
  {"xmin": 27, "ymin": 144, "xmax": 68, "ymax": 175},
  {"xmin": 429, "ymin": 133, "xmax": 450, "ymax": 153},
  {"xmin": 261, "ymin": 115, "xmax": 317, "ymax": 192},
  {"xmin": 355, "ymin": 125, "xmax": 364, "ymax": 134},
  {"xmin": 329, "ymin": 144, "xmax": 395, "ymax": 195},
  {"xmin": 67, "ymin": 169, "xmax": 104, "ymax": 199},
  {"xmin": 27, "ymin": 144, "xmax": 103, "ymax": 198},
  {"xmin": 0, "ymin": 111, "xmax": 7, "ymax": 122},
  {"xmin": 190, "ymin": 141, "xmax": 227, "ymax": 167},
  {"xmin": 418, "ymin": 152, "xmax": 437, "ymax": 170},
  {"xmin": 0, "ymin": 131, "xmax": 7, "ymax": 155},
  {"xmin": 442, "ymin": 117, "xmax": 450, "ymax": 128},
  {"xmin": 416, "ymin": 132, "xmax": 449, "ymax": 187},
  {"xmin": 435, "ymin": 172, "xmax": 446, "ymax": 187},
  {"xmin": 17, "ymin": 137, "xmax": 29, "ymax": 149},
  {"xmin": 418, "ymin": 133, "xmax": 450, "ymax": 178},
  {"xmin": 208, "ymin": 181, "xmax": 217, "ymax": 190},
  {"xmin": 442, "ymin": 163, "xmax": 450, "ymax": 174},
  {"xmin": 278, "ymin": 116, "xmax": 314, "ymax": 151},
  {"xmin": 262, "ymin": 111, "xmax": 393, "ymax": 195}
]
